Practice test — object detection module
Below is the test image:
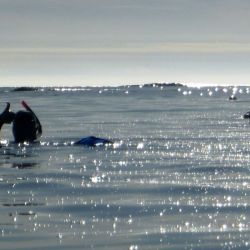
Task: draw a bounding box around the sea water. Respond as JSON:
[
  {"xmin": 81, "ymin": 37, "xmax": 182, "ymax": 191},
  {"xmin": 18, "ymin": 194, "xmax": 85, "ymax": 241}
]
[{"xmin": 0, "ymin": 85, "xmax": 249, "ymax": 250}]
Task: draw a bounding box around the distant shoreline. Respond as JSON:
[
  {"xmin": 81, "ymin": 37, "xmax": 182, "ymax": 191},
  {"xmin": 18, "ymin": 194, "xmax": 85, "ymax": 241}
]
[{"xmin": 1, "ymin": 82, "xmax": 250, "ymax": 92}]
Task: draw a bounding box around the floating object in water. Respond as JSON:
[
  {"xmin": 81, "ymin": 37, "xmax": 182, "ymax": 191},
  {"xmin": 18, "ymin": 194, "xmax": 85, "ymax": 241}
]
[
  {"xmin": 229, "ymin": 95, "xmax": 237, "ymax": 101},
  {"xmin": 243, "ymin": 111, "xmax": 250, "ymax": 119},
  {"xmin": 74, "ymin": 136, "xmax": 112, "ymax": 147}
]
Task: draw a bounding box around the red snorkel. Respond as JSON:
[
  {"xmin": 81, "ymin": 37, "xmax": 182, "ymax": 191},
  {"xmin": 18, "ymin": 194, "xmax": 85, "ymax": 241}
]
[{"xmin": 21, "ymin": 100, "xmax": 32, "ymax": 112}]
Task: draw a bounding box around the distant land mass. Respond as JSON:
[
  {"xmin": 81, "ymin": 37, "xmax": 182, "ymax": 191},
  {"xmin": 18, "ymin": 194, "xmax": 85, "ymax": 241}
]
[
  {"xmin": 141, "ymin": 83, "xmax": 184, "ymax": 88},
  {"xmin": 12, "ymin": 87, "xmax": 39, "ymax": 92},
  {"xmin": 10, "ymin": 83, "xmax": 184, "ymax": 92}
]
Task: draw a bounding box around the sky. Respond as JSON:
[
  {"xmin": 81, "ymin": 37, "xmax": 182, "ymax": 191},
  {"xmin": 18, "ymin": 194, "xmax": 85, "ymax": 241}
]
[{"xmin": 1, "ymin": 0, "xmax": 250, "ymax": 86}]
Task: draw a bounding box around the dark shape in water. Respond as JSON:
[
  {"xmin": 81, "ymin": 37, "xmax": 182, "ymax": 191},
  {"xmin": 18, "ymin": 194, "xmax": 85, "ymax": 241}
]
[
  {"xmin": 12, "ymin": 87, "xmax": 39, "ymax": 92},
  {"xmin": 12, "ymin": 162, "xmax": 38, "ymax": 169},
  {"xmin": 3, "ymin": 202, "xmax": 43, "ymax": 207},
  {"xmin": 229, "ymin": 95, "xmax": 237, "ymax": 101},
  {"xmin": 74, "ymin": 136, "xmax": 112, "ymax": 147},
  {"xmin": 18, "ymin": 211, "xmax": 36, "ymax": 216},
  {"xmin": 13, "ymin": 101, "xmax": 42, "ymax": 143},
  {"xmin": 13, "ymin": 111, "xmax": 42, "ymax": 143},
  {"xmin": 243, "ymin": 111, "xmax": 250, "ymax": 119}
]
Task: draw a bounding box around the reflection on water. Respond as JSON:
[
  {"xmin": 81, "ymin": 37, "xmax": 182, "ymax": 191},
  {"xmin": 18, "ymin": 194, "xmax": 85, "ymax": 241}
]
[{"xmin": 0, "ymin": 86, "xmax": 250, "ymax": 249}]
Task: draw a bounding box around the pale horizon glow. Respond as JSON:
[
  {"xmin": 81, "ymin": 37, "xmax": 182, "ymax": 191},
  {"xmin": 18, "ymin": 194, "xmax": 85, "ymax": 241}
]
[
  {"xmin": 2, "ymin": 42, "xmax": 250, "ymax": 54},
  {"xmin": 1, "ymin": 0, "xmax": 250, "ymax": 87}
]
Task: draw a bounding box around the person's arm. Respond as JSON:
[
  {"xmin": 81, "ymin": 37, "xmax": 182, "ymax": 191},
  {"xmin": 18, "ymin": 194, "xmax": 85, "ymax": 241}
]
[
  {"xmin": 21, "ymin": 101, "xmax": 42, "ymax": 137},
  {"xmin": 0, "ymin": 103, "xmax": 15, "ymax": 130}
]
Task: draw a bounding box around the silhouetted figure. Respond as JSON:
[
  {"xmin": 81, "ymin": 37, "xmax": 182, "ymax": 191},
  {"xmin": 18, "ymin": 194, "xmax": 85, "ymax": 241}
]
[
  {"xmin": 0, "ymin": 103, "xmax": 15, "ymax": 130},
  {"xmin": 0, "ymin": 102, "xmax": 42, "ymax": 143},
  {"xmin": 13, "ymin": 111, "xmax": 42, "ymax": 143}
]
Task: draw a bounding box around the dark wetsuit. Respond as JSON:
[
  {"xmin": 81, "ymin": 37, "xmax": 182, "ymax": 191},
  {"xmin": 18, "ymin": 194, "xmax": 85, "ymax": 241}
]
[
  {"xmin": 0, "ymin": 102, "xmax": 42, "ymax": 143},
  {"xmin": 13, "ymin": 110, "xmax": 42, "ymax": 143}
]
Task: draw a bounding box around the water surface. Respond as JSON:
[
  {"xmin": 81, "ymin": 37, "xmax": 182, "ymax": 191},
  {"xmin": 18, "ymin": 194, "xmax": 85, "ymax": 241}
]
[{"xmin": 0, "ymin": 85, "xmax": 249, "ymax": 249}]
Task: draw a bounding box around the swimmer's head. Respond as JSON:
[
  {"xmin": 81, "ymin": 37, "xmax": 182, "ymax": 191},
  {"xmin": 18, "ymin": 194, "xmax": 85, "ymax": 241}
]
[{"xmin": 12, "ymin": 111, "xmax": 40, "ymax": 143}]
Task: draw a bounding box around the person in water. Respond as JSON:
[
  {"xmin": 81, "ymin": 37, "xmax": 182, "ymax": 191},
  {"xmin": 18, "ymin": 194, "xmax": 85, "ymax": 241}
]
[
  {"xmin": 0, "ymin": 102, "xmax": 42, "ymax": 143},
  {"xmin": 0, "ymin": 102, "xmax": 112, "ymax": 146}
]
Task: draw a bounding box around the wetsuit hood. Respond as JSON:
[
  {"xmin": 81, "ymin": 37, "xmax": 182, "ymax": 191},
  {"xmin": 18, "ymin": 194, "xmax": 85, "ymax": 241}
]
[{"xmin": 13, "ymin": 110, "xmax": 42, "ymax": 143}]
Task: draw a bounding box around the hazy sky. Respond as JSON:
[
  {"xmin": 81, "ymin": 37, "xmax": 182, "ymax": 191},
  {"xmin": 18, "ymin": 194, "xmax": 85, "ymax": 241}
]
[{"xmin": 1, "ymin": 0, "xmax": 250, "ymax": 86}]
